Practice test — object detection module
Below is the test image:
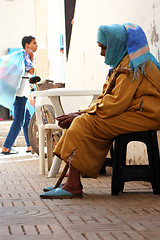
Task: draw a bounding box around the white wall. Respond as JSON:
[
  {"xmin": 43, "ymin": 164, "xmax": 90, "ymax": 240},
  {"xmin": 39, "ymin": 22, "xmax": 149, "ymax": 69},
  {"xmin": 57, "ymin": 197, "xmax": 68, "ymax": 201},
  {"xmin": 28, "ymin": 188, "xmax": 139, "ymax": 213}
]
[
  {"xmin": 47, "ymin": 0, "xmax": 65, "ymax": 83},
  {"xmin": 65, "ymin": 0, "xmax": 160, "ymax": 164},
  {"xmin": 0, "ymin": 0, "xmax": 35, "ymax": 56},
  {"xmin": 0, "ymin": 0, "xmax": 65, "ymax": 80},
  {"xmin": 66, "ymin": 0, "xmax": 160, "ymax": 89}
]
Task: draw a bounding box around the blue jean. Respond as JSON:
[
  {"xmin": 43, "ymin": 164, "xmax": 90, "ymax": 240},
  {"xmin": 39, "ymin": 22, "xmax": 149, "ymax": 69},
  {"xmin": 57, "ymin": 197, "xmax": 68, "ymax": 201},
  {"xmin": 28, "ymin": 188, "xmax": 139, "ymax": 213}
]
[{"xmin": 3, "ymin": 96, "xmax": 31, "ymax": 149}]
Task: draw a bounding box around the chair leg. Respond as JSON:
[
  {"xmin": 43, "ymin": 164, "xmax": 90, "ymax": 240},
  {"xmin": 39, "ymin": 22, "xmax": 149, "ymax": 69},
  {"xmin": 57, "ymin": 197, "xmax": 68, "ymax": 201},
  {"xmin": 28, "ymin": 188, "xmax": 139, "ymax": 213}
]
[
  {"xmin": 119, "ymin": 182, "xmax": 125, "ymax": 193},
  {"xmin": 111, "ymin": 177, "xmax": 120, "ymax": 195},
  {"xmin": 149, "ymin": 132, "xmax": 160, "ymax": 194},
  {"xmin": 151, "ymin": 132, "xmax": 160, "ymax": 194},
  {"xmin": 46, "ymin": 129, "xmax": 53, "ymax": 170},
  {"xmin": 111, "ymin": 136, "xmax": 127, "ymax": 195},
  {"xmin": 39, "ymin": 124, "xmax": 45, "ymax": 175}
]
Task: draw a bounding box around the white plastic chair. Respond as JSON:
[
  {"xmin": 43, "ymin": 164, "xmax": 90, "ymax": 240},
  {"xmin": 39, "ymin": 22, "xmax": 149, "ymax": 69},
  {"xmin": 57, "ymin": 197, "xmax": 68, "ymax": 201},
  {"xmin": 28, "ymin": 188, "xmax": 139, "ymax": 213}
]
[{"xmin": 39, "ymin": 123, "xmax": 62, "ymax": 176}]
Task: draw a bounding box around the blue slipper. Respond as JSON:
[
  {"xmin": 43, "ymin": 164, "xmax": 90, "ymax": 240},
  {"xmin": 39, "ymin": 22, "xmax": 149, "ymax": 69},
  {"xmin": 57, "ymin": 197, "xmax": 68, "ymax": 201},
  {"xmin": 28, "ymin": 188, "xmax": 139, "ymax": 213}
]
[
  {"xmin": 40, "ymin": 187, "xmax": 83, "ymax": 199},
  {"xmin": 43, "ymin": 184, "xmax": 63, "ymax": 192}
]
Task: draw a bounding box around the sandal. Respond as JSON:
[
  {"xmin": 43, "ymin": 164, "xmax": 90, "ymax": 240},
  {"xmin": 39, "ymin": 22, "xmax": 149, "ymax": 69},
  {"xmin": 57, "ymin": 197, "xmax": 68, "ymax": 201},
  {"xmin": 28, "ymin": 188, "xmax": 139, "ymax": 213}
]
[
  {"xmin": 40, "ymin": 187, "xmax": 83, "ymax": 199},
  {"xmin": 1, "ymin": 149, "xmax": 18, "ymax": 155}
]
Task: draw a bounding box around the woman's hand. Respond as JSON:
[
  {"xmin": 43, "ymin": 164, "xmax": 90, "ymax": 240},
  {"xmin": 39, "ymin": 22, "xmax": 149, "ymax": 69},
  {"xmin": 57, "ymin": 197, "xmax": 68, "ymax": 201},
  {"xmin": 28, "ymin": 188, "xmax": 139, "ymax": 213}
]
[{"xmin": 56, "ymin": 111, "xmax": 85, "ymax": 129}]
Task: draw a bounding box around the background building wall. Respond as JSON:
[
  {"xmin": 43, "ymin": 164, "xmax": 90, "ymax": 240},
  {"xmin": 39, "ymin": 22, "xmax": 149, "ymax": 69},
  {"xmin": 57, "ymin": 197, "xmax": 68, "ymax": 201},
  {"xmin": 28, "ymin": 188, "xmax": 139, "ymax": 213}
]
[
  {"xmin": 35, "ymin": 0, "xmax": 49, "ymax": 78},
  {"xmin": 0, "ymin": 0, "xmax": 49, "ymax": 78},
  {"xmin": 66, "ymin": 0, "xmax": 160, "ymax": 89},
  {"xmin": 0, "ymin": 0, "xmax": 159, "ymax": 86},
  {"xmin": 0, "ymin": 0, "xmax": 36, "ymax": 119},
  {"xmin": 47, "ymin": 0, "xmax": 65, "ymax": 83},
  {"xmin": 0, "ymin": 0, "xmax": 159, "ymax": 162},
  {"xmin": 0, "ymin": 0, "xmax": 35, "ymax": 56}
]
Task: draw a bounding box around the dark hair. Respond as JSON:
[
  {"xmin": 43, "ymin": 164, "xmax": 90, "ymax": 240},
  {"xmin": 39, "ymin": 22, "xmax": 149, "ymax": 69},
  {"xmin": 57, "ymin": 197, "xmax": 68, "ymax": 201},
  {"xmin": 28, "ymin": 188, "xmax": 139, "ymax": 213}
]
[{"xmin": 21, "ymin": 36, "xmax": 35, "ymax": 49}]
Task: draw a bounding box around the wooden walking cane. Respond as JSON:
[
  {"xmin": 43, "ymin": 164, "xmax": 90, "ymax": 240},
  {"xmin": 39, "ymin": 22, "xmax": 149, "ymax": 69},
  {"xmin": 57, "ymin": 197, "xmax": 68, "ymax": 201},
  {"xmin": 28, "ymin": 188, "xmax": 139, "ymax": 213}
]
[
  {"xmin": 54, "ymin": 162, "xmax": 69, "ymax": 188},
  {"xmin": 53, "ymin": 68, "xmax": 130, "ymax": 188}
]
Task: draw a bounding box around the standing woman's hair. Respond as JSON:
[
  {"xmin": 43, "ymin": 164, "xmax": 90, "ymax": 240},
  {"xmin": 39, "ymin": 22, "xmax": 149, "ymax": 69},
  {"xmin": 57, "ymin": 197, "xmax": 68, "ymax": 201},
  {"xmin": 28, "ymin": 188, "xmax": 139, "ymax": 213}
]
[{"xmin": 21, "ymin": 36, "xmax": 35, "ymax": 49}]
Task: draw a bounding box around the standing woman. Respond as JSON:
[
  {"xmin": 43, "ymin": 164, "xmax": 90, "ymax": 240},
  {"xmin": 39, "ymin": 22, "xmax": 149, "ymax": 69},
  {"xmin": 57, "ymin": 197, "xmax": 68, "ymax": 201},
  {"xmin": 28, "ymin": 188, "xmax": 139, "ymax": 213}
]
[{"xmin": 1, "ymin": 36, "xmax": 38, "ymax": 154}]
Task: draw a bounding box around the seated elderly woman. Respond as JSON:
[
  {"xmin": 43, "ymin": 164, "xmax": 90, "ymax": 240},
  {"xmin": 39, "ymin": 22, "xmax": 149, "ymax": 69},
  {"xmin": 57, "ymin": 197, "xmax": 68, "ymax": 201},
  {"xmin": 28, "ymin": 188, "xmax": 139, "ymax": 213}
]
[{"xmin": 40, "ymin": 23, "xmax": 160, "ymax": 199}]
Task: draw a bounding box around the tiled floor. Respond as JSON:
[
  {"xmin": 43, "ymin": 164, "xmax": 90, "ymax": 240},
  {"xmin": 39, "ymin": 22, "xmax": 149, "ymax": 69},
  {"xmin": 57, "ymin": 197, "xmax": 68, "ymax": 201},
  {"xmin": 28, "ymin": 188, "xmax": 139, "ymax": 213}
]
[{"xmin": 0, "ymin": 149, "xmax": 160, "ymax": 239}]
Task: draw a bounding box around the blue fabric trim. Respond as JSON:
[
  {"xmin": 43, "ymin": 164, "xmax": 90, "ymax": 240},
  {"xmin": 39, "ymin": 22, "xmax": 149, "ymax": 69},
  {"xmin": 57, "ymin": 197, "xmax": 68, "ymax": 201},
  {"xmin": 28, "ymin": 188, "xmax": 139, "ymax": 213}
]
[
  {"xmin": 129, "ymin": 52, "xmax": 151, "ymax": 69},
  {"xmin": 129, "ymin": 44, "xmax": 149, "ymax": 54},
  {"xmin": 124, "ymin": 24, "xmax": 160, "ymax": 76},
  {"xmin": 126, "ymin": 26, "xmax": 148, "ymax": 53}
]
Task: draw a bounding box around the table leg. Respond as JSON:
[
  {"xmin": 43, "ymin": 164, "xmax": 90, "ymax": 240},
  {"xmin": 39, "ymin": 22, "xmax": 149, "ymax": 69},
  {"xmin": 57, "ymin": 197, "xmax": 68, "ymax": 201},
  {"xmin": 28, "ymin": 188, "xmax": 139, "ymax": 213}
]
[{"xmin": 49, "ymin": 96, "xmax": 65, "ymax": 116}]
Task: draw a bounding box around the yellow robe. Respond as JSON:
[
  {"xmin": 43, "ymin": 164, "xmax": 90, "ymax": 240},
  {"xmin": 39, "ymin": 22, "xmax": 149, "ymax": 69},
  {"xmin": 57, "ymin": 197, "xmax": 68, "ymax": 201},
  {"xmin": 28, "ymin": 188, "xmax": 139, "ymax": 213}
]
[{"xmin": 53, "ymin": 55, "xmax": 160, "ymax": 178}]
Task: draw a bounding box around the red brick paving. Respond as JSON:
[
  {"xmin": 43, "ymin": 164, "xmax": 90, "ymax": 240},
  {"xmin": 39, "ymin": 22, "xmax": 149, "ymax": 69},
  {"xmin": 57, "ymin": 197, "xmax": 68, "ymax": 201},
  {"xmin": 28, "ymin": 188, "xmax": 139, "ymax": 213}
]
[{"xmin": 0, "ymin": 151, "xmax": 160, "ymax": 239}]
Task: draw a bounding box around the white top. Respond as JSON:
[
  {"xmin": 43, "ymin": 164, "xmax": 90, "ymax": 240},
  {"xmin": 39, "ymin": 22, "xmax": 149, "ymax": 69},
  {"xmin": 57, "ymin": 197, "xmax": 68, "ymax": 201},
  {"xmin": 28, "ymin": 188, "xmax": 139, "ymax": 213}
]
[
  {"xmin": 16, "ymin": 73, "xmax": 31, "ymax": 98},
  {"xmin": 16, "ymin": 51, "xmax": 34, "ymax": 98}
]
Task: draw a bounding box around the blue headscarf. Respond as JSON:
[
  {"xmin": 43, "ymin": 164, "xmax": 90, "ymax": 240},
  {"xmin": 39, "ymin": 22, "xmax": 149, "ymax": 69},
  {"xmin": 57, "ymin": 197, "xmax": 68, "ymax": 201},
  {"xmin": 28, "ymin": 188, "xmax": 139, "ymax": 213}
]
[
  {"xmin": 123, "ymin": 23, "xmax": 160, "ymax": 73},
  {"xmin": 97, "ymin": 24, "xmax": 127, "ymax": 68},
  {"xmin": 97, "ymin": 23, "xmax": 160, "ymax": 74}
]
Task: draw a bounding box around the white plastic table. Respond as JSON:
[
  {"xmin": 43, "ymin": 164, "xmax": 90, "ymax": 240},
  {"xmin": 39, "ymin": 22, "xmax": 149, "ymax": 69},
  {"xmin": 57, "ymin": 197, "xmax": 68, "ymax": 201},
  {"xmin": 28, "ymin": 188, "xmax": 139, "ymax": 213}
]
[{"xmin": 32, "ymin": 88, "xmax": 101, "ymax": 177}]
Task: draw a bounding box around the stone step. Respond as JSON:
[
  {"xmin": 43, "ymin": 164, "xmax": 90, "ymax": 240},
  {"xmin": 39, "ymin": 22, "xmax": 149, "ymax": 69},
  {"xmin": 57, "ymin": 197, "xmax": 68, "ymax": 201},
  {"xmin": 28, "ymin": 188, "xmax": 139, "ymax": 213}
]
[{"xmin": 0, "ymin": 120, "xmax": 26, "ymax": 147}]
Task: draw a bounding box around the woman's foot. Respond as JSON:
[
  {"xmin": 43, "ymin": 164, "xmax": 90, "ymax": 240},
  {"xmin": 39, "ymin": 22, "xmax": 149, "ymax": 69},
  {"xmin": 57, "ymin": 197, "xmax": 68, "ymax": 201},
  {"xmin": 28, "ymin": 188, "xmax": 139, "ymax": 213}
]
[
  {"xmin": 40, "ymin": 164, "xmax": 83, "ymax": 199},
  {"xmin": 2, "ymin": 147, "xmax": 10, "ymax": 153},
  {"xmin": 43, "ymin": 184, "xmax": 64, "ymax": 192},
  {"xmin": 26, "ymin": 146, "xmax": 31, "ymax": 153},
  {"xmin": 61, "ymin": 164, "xmax": 83, "ymax": 195},
  {"xmin": 1, "ymin": 147, "xmax": 18, "ymax": 154},
  {"xmin": 40, "ymin": 187, "xmax": 83, "ymax": 199}
]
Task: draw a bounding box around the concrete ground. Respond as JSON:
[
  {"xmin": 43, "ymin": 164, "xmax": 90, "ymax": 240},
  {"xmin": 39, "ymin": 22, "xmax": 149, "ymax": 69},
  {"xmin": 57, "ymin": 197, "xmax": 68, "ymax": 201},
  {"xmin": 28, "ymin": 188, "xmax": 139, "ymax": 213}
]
[{"xmin": 0, "ymin": 147, "xmax": 160, "ymax": 240}]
